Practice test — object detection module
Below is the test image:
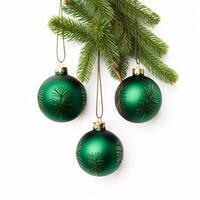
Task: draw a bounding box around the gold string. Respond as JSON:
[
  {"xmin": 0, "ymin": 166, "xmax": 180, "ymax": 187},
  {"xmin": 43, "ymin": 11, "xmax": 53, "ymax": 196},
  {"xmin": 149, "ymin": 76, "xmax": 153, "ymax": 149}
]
[
  {"xmin": 96, "ymin": 52, "xmax": 104, "ymax": 122},
  {"xmin": 56, "ymin": 0, "xmax": 66, "ymax": 64}
]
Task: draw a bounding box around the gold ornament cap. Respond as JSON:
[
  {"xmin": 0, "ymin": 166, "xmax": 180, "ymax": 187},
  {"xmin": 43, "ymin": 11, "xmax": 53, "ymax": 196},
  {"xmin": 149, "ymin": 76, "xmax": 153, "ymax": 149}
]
[
  {"xmin": 132, "ymin": 68, "xmax": 144, "ymax": 75},
  {"xmin": 55, "ymin": 67, "xmax": 68, "ymax": 75},
  {"xmin": 93, "ymin": 120, "xmax": 106, "ymax": 130}
]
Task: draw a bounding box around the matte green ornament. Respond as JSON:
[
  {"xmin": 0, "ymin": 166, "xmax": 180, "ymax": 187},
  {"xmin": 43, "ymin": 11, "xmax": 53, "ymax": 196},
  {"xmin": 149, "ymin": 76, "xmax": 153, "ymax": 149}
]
[
  {"xmin": 115, "ymin": 69, "xmax": 162, "ymax": 123},
  {"xmin": 38, "ymin": 67, "xmax": 87, "ymax": 122},
  {"xmin": 76, "ymin": 123, "xmax": 123, "ymax": 177}
]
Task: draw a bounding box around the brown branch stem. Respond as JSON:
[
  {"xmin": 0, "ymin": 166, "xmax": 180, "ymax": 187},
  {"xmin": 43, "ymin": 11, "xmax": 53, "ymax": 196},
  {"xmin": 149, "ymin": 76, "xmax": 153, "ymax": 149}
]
[{"xmin": 112, "ymin": 60, "xmax": 123, "ymax": 82}]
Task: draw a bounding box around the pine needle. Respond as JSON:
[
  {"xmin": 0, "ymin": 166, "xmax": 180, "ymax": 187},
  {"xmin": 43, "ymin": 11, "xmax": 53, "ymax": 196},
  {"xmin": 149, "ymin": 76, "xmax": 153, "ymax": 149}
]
[
  {"xmin": 48, "ymin": 0, "xmax": 178, "ymax": 84},
  {"xmin": 77, "ymin": 41, "xmax": 98, "ymax": 82}
]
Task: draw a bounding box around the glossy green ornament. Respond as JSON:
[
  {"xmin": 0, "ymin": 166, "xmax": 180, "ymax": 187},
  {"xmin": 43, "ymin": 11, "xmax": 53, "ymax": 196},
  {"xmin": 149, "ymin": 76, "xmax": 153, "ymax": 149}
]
[
  {"xmin": 115, "ymin": 69, "xmax": 162, "ymax": 123},
  {"xmin": 38, "ymin": 67, "xmax": 87, "ymax": 122},
  {"xmin": 76, "ymin": 124, "xmax": 123, "ymax": 176}
]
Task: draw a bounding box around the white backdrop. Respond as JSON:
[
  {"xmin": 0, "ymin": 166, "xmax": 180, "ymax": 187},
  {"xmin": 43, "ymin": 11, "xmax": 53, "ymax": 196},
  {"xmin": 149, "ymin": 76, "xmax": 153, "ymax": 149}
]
[{"xmin": 0, "ymin": 0, "xmax": 199, "ymax": 199}]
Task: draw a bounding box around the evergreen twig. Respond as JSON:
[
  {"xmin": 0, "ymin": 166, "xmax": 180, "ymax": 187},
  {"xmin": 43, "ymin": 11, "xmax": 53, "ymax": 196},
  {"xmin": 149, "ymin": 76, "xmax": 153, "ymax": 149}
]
[
  {"xmin": 63, "ymin": 0, "xmax": 92, "ymax": 23},
  {"xmin": 49, "ymin": 16, "xmax": 90, "ymax": 43},
  {"xmin": 48, "ymin": 0, "xmax": 178, "ymax": 84},
  {"xmin": 138, "ymin": 45, "xmax": 178, "ymax": 84},
  {"xmin": 77, "ymin": 41, "xmax": 98, "ymax": 82},
  {"xmin": 109, "ymin": 0, "xmax": 160, "ymax": 27}
]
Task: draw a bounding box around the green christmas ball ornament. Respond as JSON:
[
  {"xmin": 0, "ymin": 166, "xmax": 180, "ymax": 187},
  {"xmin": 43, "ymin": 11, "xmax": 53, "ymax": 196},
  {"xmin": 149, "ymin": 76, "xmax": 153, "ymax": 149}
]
[
  {"xmin": 115, "ymin": 68, "xmax": 162, "ymax": 123},
  {"xmin": 76, "ymin": 122, "xmax": 123, "ymax": 177},
  {"xmin": 38, "ymin": 67, "xmax": 87, "ymax": 122}
]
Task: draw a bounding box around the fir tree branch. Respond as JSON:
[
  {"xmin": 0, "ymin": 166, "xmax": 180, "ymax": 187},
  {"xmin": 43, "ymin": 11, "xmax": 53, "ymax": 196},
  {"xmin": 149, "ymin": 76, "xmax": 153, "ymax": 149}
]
[
  {"xmin": 86, "ymin": 0, "xmax": 114, "ymax": 20},
  {"xmin": 48, "ymin": 0, "xmax": 178, "ymax": 84},
  {"xmin": 118, "ymin": 54, "xmax": 129, "ymax": 79},
  {"xmin": 100, "ymin": 40, "xmax": 122, "ymax": 81},
  {"xmin": 137, "ymin": 24, "xmax": 168, "ymax": 57},
  {"xmin": 118, "ymin": 31, "xmax": 132, "ymax": 55},
  {"xmin": 88, "ymin": 12, "xmax": 110, "ymax": 42},
  {"xmin": 132, "ymin": 0, "xmax": 160, "ymax": 26},
  {"xmin": 103, "ymin": 56, "xmax": 123, "ymax": 82},
  {"xmin": 48, "ymin": 16, "xmax": 90, "ymax": 43},
  {"xmin": 77, "ymin": 41, "xmax": 98, "ymax": 82},
  {"xmin": 63, "ymin": 0, "xmax": 92, "ymax": 23},
  {"xmin": 110, "ymin": 0, "xmax": 160, "ymax": 27},
  {"xmin": 111, "ymin": 15, "xmax": 124, "ymax": 41},
  {"xmin": 116, "ymin": 11, "xmax": 167, "ymax": 57},
  {"xmin": 126, "ymin": 19, "xmax": 168, "ymax": 57},
  {"xmin": 99, "ymin": 31, "xmax": 122, "ymax": 81},
  {"xmin": 138, "ymin": 45, "xmax": 178, "ymax": 84},
  {"xmin": 111, "ymin": 13, "xmax": 133, "ymax": 56}
]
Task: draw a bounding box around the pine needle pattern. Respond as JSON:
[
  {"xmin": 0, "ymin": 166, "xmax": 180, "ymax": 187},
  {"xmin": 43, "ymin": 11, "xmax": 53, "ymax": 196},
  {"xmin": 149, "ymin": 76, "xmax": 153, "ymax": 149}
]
[
  {"xmin": 87, "ymin": 152, "xmax": 106, "ymax": 175},
  {"xmin": 51, "ymin": 86, "xmax": 73, "ymax": 120},
  {"xmin": 38, "ymin": 87, "xmax": 45, "ymax": 110},
  {"xmin": 136, "ymin": 84, "xmax": 161, "ymax": 121},
  {"xmin": 115, "ymin": 140, "xmax": 123, "ymax": 167},
  {"xmin": 76, "ymin": 142, "xmax": 106, "ymax": 176}
]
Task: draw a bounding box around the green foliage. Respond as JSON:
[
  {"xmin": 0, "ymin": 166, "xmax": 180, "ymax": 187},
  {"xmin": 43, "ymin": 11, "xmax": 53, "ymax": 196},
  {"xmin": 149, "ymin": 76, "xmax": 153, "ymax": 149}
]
[
  {"xmin": 62, "ymin": 0, "xmax": 92, "ymax": 23},
  {"xmin": 137, "ymin": 24, "xmax": 168, "ymax": 56},
  {"xmin": 129, "ymin": 0, "xmax": 161, "ymax": 26},
  {"xmin": 109, "ymin": 0, "xmax": 160, "ymax": 27},
  {"xmin": 48, "ymin": 0, "xmax": 178, "ymax": 84},
  {"xmin": 87, "ymin": 0, "xmax": 114, "ymax": 20},
  {"xmin": 49, "ymin": 16, "xmax": 90, "ymax": 43},
  {"xmin": 77, "ymin": 41, "xmax": 98, "ymax": 82},
  {"xmin": 138, "ymin": 45, "xmax": 178, "ymax": 84}
]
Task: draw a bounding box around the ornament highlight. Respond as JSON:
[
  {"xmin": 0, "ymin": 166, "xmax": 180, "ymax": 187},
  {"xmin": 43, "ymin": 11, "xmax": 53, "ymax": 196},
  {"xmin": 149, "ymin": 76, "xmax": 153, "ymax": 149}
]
[
  {"xmin": 115, "ymin": 68, "xmax": 162, "ymax": 123},
  {"xmin": 38, "ymin": 67, "xmax": 87, "ymax": 122},
  {"xmin": 76, "ymin": 122, "xmax": 123, "ymax": 176}
]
